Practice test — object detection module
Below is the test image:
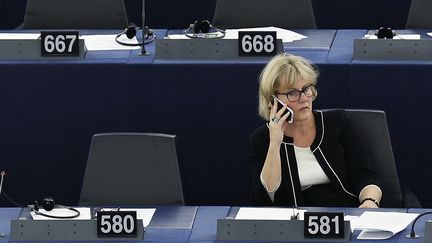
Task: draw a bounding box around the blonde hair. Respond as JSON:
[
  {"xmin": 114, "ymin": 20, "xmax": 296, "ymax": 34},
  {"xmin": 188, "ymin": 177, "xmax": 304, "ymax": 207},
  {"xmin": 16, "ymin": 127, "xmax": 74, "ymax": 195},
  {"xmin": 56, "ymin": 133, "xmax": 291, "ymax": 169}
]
[{"xmin": 258, "ymin": 54, "xmax": 319, "ymax": 120}]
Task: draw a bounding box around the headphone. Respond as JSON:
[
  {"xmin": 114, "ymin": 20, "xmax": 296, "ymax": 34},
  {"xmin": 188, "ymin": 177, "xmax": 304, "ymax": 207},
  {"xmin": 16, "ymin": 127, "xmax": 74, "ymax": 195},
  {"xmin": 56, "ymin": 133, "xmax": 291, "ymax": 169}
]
[
  {"xmin": 115, "ymin": 23, "xmax": 156, "ymax": 46},
  {"xmin": 375, "ymin": 27, "xmax": 396, "ymax": 39},
  {"xmin": 29, "ymin": 197, "xmax": 80, "ymax": 219},
  {"xmin": 184, "ymin": 20, "xmax": 225, "ymax": 39}
]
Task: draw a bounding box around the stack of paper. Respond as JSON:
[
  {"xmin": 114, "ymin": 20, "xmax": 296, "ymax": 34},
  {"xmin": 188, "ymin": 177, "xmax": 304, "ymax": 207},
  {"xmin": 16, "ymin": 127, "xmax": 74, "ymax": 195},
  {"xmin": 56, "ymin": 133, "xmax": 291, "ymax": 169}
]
[
  {"xmin": 350, "ymin": 211, "xmax": 418, "ymax": 240},
  {"xmin": 235, "ymin": 207, "xmax": 307, "ymax": 220}
]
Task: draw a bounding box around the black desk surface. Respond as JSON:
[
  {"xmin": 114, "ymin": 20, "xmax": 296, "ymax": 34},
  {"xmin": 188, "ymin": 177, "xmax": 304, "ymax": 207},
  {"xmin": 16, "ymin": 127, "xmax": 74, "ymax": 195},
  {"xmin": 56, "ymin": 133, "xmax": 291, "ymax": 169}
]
[{"xmin": 1, "ymin": 29, "xmax": 432, "ymax": 209}]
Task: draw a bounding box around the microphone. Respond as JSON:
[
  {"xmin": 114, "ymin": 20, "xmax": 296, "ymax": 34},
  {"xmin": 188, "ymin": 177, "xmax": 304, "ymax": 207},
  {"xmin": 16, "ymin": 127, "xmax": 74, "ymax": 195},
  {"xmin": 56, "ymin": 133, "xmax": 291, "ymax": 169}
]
[
  {"xmin": 290, "ymin": 180, "xmax": 299, "ymax": 220},
  {"xmin": 0, "ymin": 171, "xmax": 6, "ymax": 237},
  {"xmin": 291, "ymin": 201, "xmax": 299, "ymax": 220},
  {"xmin": 0, "ymin": 171, "xmax": 5, "ymax": 199},
  {"xmin": 141, "ymin": 0, "xmax": 148, "ymax": 55},
  {"xmin": 406, "ymin": 211, "xmax": 432, "ymax": 239}
]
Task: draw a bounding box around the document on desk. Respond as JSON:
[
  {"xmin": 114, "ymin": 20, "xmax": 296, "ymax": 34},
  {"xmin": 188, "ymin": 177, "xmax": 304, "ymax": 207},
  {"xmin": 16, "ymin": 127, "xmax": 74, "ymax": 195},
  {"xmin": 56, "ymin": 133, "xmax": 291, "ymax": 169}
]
[
  {"xmin": 0, "ymin": 33, "xmax": 40, "ymax": 39},
  {"xmin": 31, "ymin": 207, "xmax": 92, "ymax": 220},
  {"xmin": 81, "ymin": 35, "xmax": 141, "ymax": 51},
  {"xmin": 235, "ymin": 207, "xmax": 307, "ymax": 220},
  {"xmin": 0, "ymin": 33, "xmax": 140, "ymax": 51},
  {"xmin": 350, "ymin": 211, "xmax": 418, "ymax": 240}
]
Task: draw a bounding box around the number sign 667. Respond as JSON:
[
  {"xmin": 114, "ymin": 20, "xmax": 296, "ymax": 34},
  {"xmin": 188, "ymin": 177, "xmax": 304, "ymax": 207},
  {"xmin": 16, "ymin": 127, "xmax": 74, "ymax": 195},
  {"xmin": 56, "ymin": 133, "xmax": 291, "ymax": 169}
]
[{"xmin": 40, "ymin": 31, "xmax": 79, "ymax": 56}]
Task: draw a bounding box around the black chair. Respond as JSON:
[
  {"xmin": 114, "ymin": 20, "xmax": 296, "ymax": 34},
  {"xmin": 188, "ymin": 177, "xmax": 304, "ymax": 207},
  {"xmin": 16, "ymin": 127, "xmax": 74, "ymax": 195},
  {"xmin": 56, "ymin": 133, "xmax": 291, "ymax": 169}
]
[
  {"xmin": 212, "ymin": 0, "xmax": 316, "ymax": 29},
  {"xmin": 79, "ymin": 133, "xmax": 185, "ymax": 206},
  {"xmin": 341, "ymin": 109, "xmax": 421, "ymax": 208},
  {"xmin": 406, "ymin": 0, "xmax": 432, "ymax": 29},
  {"xmin": 21, "ymin": 0, "xmax": 128, "ymax": 29}
]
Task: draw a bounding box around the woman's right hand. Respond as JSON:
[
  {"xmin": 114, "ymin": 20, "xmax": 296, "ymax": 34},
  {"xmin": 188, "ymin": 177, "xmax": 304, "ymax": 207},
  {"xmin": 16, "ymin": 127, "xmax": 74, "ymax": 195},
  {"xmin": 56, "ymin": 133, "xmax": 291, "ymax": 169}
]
[{"xmin": 268, "ymin": 98, "xmax": 291, "ymax": 146}]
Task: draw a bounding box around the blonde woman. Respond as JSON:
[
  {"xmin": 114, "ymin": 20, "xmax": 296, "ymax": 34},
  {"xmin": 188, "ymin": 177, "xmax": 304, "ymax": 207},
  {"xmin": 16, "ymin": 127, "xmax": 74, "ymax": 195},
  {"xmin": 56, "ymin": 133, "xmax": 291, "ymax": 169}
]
[{"xmin": 250, "ymin": 54, "xmax": 382, "ymax": 208}]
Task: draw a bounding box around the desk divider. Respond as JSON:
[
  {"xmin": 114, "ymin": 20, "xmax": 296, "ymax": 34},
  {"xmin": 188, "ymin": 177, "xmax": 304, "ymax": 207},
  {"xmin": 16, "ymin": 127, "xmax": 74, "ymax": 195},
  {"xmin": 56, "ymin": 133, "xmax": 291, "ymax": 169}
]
[
  {"xmin": 0, "ymin": 39, "xmax": 86, "ymax": 59},
  {"xmin": 353, "ymin": 39, "xmax": 432, "ymax": 60},
  {"xmin": 155, "ymin": 39, "xmax": 283, "ymax": 59},
  {"xmin": 10, "ymin": 219, "xmax": 144, "ymax": 241},
  {"xmin": 216, "ymin": 218, "xmax": 351, "ymax": 241},
  {"xmin": 424, "ymin": 221, "xmax": 432, "ymax": 243}
]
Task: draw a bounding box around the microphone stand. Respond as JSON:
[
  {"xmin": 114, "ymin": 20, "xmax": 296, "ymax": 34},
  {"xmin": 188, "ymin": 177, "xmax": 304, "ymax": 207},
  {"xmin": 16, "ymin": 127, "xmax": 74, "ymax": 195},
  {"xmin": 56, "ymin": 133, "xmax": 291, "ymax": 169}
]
[
  {"xmin": 140, "ymin": 0, "xmax": 150, "ymax": 55},
  {"xmin": 0, "ymin": 171, "xmax": 6, "ymax": 237},
  {"xmin": 406, "ymin": 211, "xmax": 432, "ymax": 239}
]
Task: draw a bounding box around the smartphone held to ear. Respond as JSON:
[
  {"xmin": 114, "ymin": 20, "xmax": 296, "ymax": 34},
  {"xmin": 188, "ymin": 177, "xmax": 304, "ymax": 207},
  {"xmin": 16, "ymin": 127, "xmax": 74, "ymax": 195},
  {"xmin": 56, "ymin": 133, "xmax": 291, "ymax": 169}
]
[{"xmin": 272, "ymin": 95, "xmax": 294, "ymax": 123}]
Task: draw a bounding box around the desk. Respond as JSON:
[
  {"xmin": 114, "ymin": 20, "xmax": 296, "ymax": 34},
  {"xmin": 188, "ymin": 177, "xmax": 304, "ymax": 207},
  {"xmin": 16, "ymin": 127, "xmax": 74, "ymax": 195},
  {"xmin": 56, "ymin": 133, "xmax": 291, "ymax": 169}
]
[
  {"xmin": 0, "ymin": 29, "xmax": 432, "ymax": 208},
  {"xmin": 0, "ymin": 206, "xmax": 430, "ymax": 242}
]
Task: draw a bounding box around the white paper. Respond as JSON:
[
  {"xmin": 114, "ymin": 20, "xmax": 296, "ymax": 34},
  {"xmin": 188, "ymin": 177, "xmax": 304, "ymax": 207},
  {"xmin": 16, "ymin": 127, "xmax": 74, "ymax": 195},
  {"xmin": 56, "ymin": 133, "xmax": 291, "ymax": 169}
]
[
  {"xmin": 81, "ymin": 34, "xmax": 140, "ymax": 51},
  {"xmin": 363, "ymin": 34, "xmax": 421, "ymax": 40},
  {"xmin": 0, "ymin": 33, "xmax": 140, "ymax": 51},
  {"xmin": 350, "ymin": 211, "xmax": 418, "ymax": 240},
  {"xmin": 428, "ymin": 32, "xmax": 432, "ymax": 37},
  {"xmin": 235, "ymin": 207, "xmax": 307, "ymax": 221},
  {"xmin": 167, "ymin": 26, "xmax": 307, "ymax": 43},
  {"xmin": 31, "ymin": 207, "xmax": 92, "ymax": 220},
  {"xmin": 98, "ymin": 208, "xmax": 156, "ymax": 227},
  {"xmin": 0, "ymin": 33, "xmax": 40, "ymax": 39}
]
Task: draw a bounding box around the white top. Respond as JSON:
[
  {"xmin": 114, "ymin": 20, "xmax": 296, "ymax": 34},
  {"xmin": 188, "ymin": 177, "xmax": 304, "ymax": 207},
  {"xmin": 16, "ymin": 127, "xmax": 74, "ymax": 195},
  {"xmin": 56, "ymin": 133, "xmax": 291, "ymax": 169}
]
[{"xmin": 294, "ymin": 146, "xmax": 330, "ymax": 189}]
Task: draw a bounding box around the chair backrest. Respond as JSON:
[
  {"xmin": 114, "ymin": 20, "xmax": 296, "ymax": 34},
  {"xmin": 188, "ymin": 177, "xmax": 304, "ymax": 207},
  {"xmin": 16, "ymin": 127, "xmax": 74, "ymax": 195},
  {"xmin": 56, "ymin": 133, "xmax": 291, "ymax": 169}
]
[
  {"xmin": 79, "ymin": 133, "xmax": 185, "ymax": 206},
  {"xmin": 21, "ymin": 0, "xmax": 128, "ymax": 29},
  {"xmin": 212, "ymin": 0, "xmax": 316, "ymax": 29},
  {"xmin": 406, "ymin": 0, "xmax": 432, "ymax": 29},
  {"xmin": 342, "ymin": 109, "xmax": 403, "ymax": 208}
]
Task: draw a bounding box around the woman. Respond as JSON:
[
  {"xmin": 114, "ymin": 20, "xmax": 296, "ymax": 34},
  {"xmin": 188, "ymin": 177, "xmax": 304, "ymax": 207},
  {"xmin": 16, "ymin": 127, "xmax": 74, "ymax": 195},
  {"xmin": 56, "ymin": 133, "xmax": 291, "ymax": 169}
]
[{"xmin": 250, "ymin": 54, "xmax": 382, "ymax": 208}]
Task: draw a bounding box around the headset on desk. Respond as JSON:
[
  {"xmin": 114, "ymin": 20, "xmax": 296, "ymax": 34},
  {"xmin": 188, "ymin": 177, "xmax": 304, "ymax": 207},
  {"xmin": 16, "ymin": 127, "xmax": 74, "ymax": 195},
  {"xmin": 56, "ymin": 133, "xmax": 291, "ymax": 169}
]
[
  {"xmin": 29, "ymin": 197, "xmax": 80, "ymax": 219},
  {"xmin": 115, "ymin": 23, "xmax": 156, "ymax": 46},
  {"xmin": 183, "ymin": 20, "xmax": 225, "ymax": 39}
]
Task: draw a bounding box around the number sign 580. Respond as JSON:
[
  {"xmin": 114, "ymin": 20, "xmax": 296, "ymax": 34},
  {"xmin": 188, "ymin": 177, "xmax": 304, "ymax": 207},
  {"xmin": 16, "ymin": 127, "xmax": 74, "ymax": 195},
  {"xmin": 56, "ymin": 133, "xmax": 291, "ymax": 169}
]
[
  {"xmin": 304, "ymin": 212, "xmax": 345, "ymax": 239},
  {"xmin": 238, "ymin": 31, "xmax": 277, "ymax": 56},
  {"xmin": 40, "ymin": 31, "xmax": 79, "ymax": 56},
  {"xmin": 97, "ymin": 211, "xmax": 137, "ymax": 237}
]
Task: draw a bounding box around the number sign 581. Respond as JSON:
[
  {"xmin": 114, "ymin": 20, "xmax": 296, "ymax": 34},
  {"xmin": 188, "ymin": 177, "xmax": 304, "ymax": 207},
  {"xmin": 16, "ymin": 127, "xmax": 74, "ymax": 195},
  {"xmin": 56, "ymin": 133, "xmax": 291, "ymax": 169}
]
[
  {"xmin": 40, "ymin": 31, "xmax": 79, "ymax": 56},
  {"xmin": 238, "ymin": 31, "xmax": 277, "ymax": 56},
  {"xmin": 304, "ymin": 212, "xmax": 345, "ymax": 239}
]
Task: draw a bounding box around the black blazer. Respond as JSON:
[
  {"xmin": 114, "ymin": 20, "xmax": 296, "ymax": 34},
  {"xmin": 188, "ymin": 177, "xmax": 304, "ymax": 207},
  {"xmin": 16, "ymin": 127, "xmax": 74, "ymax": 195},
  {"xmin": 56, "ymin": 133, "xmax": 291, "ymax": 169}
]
[{"xmin": 250, "ymin": 110, "xmax": 381, "ymax": 207}]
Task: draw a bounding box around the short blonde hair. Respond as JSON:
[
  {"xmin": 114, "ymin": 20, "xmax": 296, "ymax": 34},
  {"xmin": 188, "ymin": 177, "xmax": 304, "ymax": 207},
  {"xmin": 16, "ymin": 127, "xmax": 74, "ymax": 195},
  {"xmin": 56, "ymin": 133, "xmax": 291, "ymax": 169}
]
[{"xmin": 258, "ymin": 54, "xmax": 319, "ymax": 120}]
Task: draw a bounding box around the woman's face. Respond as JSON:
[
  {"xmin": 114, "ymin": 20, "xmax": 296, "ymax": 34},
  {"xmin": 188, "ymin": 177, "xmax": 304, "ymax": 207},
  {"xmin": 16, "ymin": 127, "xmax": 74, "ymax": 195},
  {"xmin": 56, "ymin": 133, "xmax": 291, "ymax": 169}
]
[{"xmin": 275, "ymin": 77, "xmax": 315, "ymax": 122}]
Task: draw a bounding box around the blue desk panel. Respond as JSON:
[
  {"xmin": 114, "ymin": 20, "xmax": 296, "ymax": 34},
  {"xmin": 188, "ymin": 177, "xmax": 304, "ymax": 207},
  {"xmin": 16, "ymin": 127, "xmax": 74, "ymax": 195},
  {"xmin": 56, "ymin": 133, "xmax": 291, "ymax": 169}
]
[{"xmin": 0, "ymin": 207, "xmax": 21, "ymax": 243}]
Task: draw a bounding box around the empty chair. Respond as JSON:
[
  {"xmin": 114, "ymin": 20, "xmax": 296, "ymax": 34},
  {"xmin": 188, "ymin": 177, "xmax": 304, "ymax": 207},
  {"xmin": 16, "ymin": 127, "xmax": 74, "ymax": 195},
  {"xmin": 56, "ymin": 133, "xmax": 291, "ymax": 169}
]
[
  {"xmin": 79, "ymin": 133, "xmax": 185, "ymax": 206},
  {"xmin": 212, "ymin": 0, "xmax": 316, "ymax": 29},
  {"xmin": 406, "ymin": 0, "xmax": 432, "ymax": 29},
  {"xmin": 21, "ymin": 0, "xmax": 128, "ymax": 29},
  {"xmin": 340, "ymin": 109, "xmax": 420, "ymax": 208}
]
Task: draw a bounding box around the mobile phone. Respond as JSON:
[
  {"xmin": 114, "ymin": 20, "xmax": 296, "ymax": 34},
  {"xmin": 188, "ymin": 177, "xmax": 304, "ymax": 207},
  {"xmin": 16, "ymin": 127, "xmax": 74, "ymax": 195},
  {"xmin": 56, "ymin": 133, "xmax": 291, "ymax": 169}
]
[{"xmin": 272, "ymin": 95, "xmax": 294, "ymax": 123}]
